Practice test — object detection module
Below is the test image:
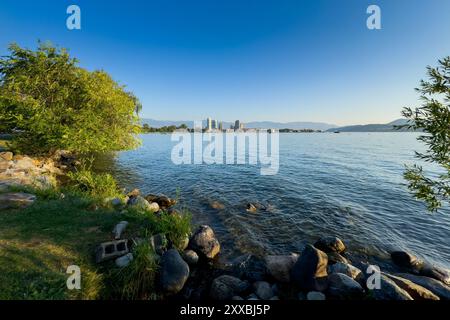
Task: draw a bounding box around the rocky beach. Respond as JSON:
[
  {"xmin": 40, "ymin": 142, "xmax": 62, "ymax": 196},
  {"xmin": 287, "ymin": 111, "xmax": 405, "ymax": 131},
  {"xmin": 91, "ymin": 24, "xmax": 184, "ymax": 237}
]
[{"xmin": 1, "ymin": 150, "xmax": 449, "ymax": 301}]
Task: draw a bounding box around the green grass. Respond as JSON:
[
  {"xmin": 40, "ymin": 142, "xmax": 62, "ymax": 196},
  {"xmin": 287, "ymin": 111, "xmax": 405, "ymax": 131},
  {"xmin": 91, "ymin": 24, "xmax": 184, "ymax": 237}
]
[{"xmin": 0, "ymin": 176, "xmax": 192, "ymax": 300}]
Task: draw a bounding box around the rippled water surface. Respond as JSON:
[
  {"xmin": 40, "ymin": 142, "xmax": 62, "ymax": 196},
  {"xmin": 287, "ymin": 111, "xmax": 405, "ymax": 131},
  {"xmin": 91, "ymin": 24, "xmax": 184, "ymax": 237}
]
[{"xmin": 97, "ymin": 133, "xmax": 450, "ymax": 268}]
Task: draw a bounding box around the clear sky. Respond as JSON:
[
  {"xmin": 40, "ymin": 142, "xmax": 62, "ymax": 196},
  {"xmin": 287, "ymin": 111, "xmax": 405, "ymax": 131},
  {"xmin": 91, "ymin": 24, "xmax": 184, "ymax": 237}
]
[{"xmin": 1, "ymin": 0, "xmax": 450, "ymax": 126}]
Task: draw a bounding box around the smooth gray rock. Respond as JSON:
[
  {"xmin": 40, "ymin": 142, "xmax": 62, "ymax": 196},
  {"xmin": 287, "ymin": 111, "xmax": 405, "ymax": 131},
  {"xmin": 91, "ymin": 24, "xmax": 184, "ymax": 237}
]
[
  {"xmin": 291, "ymin": 244, "xmax": 328, "ymax": 291},
  {"xmin": 115, "ymin": 253, "xmax": 133, "ymax": 268},
  {"xmin": 265, "ymin": 253, "xmax": 299, "ymax": 283},
  {"xmin": 253, "ymin": 281, "xmax": 274, "ymax": 300},
  {"xmin": 160, "ymin": 249, "xmax": 190, "ymax": 295},
  {"xmin": 396, "ymin": 273, "xmax": 450, "ymax": 300},
  {"xmin": 210, "ymin": 275, "xmax": 249, "ymax": 300},
  {"xmin": 419, "ymin": 264, "xmax": 450, "ymax": 285},
  {"xmin": 370, "ymin": 275, "xmax": 413, "ymax": 300},
  {"xmin": 112, "ymin": 221, "xmax": 128, "ymax": 240},
  {"xmin": 327, "ymin": 273, "xmax": 364, "ymax": 299}
]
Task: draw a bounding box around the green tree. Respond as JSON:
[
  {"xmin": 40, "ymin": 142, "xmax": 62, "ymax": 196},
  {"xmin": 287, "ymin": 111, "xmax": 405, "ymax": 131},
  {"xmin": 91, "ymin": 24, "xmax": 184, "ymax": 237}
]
[
  {"xmin": 0, "ymin": 42, "xmax": 141, "ymax": 154},
  {"xmin": 401, "ymin": 57, "xmax": 450, "ymax": 212}
]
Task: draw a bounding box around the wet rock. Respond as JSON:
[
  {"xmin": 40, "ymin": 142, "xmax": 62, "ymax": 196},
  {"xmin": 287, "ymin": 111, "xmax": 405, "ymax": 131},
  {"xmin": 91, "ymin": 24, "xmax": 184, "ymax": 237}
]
[
  {"xmin": 145, "ymin": 194, "xmax": 177, "ymax": 210},
  {"xmin": 150, "ymin": 233, "xmax": 168, "ymax": 255},
  {"xmin": 327, "ymin": 252, "xmax": 350, "ymax": 265},
  {"xmin": 246, "ymin": 203, "xmax": 257, "ymax": 213},
  {"xmin": 396, "ymin": 273, "xmax": 450, "ymax": 300},
  {"xmin": 314, "ymin": 236, "xmax": 346, "ymax": 254},
  {"xmin": 115, "ymin": 253, "xmax": 133, "ymax": 268},
  {"xmin": 383, "ymin": 273, "xmax": 439, "ymax": 300},
  {"xmin": 390, "ymin": 251, "xmax": 423, "ymax": 269},
  {"xmin": 419, "ymin": 264, "xmax": 450, "ymax": 285},
  {"xmin": 112, "ymin": 221, "xmax": 128, "ymax": 240},
  {"xmin": 182, "ymin": 250, "xmax": 199, "ymax": 265},
  {"xmin": 370, "ymin": 275, "xmax": 413, "ymax": 300},
  {"xmin": 210, "ymin": 201, "xmax": 225, "ymax": 210},
  {"xmin": 265, "ymin": 253, "xmax": 299, "ymax": 283},
  {"xmin": 307, "ymin": 291, "xmax": 326, "ymax": 300},
  {"xmin": 189, "ymin": 225, "xmax": 220, "ymax": 259},
  {"xmin": 231, "ymin": 254, "xmax": 267, "ymax": 282},
  {"xmin": 253, "ymin": 281, "xmax": 274, "ymax": 300},
  {"xmin": 327, "ymin": 273, "xmax": 364, "ymax": 299},
  {"xmin": 232, "ymin": 296, "xmax": 244, "ymax": 300},
  {"xmin": 210, "ymin": 275, "xmax": 249, "ymax": 300},
  {"xmin": 0, "ymin": 192, "xmax": 36, "ymax": 210},
  {"xmin": 0, "ymin": 152, "xmax": 13, "ymax": 161},
  {"xmin": 160, "ymin": 249, "xmax": 190, "ymax": 295},
  {"xmin": 291, "ymin": 244, "xmax": 328, "ymax": 291},
  {"xmin": 329, "ymin": 262, "xmax": 363, "ymax": 282}
]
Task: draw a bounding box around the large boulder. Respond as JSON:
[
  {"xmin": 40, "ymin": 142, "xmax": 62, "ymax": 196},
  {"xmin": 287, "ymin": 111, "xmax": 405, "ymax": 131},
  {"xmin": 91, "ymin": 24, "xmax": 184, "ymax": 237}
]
[
  {"xmin": 160, "ymin": 249, "xmax": 190, "ymax": 295},
  {"xmin": 370, "ymin": 275, "xmax": 413, "ymax": 300},
  {"xmin": 419, "ymin": 264, "xmax": 450, "ymax": 285},
  {"xmin": 265, "ymin": 253, "xmax": 299, "ymax": 283},
  {"xmin": 145, "ymin": 194, "xmax": 177, "ymax": 210},
  {"xmin": 291, "ymin": 244, "xmax": 328, "ymax": 291},
  {"xmin": 314, "ymin": 236, "xmax": 346, "ymax": 254},
  {"xmin": 327, "ymin": 252, "xmax": 350, "ymax": 265},
  {"xmin": 383, "ymin": 273, "xmax": 439, "ymax": 300},
  {"xmin": 329, "ymin": 262, "xmax": 364, "ymax": 283},
  {"xmin": 327, "ymin": 273, "xmax": 364, "ymax": 299},
  {"xmin": 396, "ymin": 273, "xmax": 450, "ymax": 300},
  {"xmin": 189, "ymin": 225, "xmax": 220, "ymax": 259},
  {"xmin": 0, "ymin": 160, "xmax": 13, "ymax": 171},
  {"xmin": 0, "ymin": 192, "xmax": 36, "ymax": 210},
  {"xmin": 253, "ymin": 281, "xmax": 274, "ymax": 300},
  {"xmin": 210, "ymin": 275, "xmax": 249, "ymax": 300},
  {"xmin": 390, "ymin": 251, "xmax": 423, "ymax": 269}
]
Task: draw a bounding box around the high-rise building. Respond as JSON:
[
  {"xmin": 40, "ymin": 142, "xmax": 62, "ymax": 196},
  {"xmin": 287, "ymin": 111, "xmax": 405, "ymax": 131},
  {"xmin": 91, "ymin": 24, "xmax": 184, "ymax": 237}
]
[
  {"xmin": 219, "ymin": 122, "xmax": 223, "ymax": 131},
  {"xmin": 206, "ymin": 117, "xmax": 212, "ymax": 131},
  {"xmin": 211, "ymin": 119, "xmax": 217, "ymax": 130},
  {"xmin": 240, "ymin": 122, "xmax": 244, "ymax": 130},
  {"xmin": 234, "ymin": 120, "xmax": 240, "ymax": 131}
]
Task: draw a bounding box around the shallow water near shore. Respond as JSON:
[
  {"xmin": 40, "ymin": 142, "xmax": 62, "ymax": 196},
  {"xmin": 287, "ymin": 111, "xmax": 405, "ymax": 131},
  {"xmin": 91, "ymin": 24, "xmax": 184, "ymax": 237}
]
[{"xmin": 95, "ymin": 132, "xmax": 450, "ymax": 269}]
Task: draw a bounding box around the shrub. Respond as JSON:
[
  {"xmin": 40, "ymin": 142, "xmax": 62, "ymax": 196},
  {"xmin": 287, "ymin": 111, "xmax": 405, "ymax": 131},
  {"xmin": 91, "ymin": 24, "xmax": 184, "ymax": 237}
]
[
  {"xmin": 0, "ymin": 42, "xmax": 141, "ymax": 155},
  {"xmin": 67, "ymin": 169, "xmax": 120, "ymax": 200}
]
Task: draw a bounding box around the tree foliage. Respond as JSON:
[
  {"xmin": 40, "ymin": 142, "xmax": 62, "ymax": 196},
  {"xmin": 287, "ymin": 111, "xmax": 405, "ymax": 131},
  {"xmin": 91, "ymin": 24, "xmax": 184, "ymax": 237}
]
[
  {"xmin": 0, "ymin": 42, "xmax": 141, "ymax": 154},
  {"xmin": 401, "ymin": 57, "xmax": 450, "ymax": 212}
]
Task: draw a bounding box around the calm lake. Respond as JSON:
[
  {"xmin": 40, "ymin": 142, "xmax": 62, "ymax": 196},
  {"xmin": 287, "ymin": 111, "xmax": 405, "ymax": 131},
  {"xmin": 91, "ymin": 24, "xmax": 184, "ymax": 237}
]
[{"xmin": 97, "ymin": 132, "xmax": 450, "ymax": 269}]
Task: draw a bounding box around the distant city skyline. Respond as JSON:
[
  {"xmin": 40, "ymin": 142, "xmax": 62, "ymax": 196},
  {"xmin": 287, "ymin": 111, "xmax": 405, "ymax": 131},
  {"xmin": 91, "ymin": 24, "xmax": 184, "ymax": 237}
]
[{"xmin": 2, "ymin": 1, "xmax": 450, "ymax": 125}]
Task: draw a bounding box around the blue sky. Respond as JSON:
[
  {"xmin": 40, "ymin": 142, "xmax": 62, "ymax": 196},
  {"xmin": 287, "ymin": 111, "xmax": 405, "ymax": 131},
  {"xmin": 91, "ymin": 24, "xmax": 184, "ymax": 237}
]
[{"xmin": 1, "ymin": 0, "xmax": 450, "ymax": 126}]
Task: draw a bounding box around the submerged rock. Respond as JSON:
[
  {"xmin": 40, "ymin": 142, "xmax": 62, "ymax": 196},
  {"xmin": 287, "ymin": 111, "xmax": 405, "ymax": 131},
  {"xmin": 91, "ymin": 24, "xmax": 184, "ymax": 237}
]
[
  {"xmin": 160, "ymin": 249, "xmax": 190, "ymax": 295},
  {"xmin": 145, "ymin": 194, "xmax": 176, "ymax": 210},
  {"xmin": 291, "ymin": 244, "xmax": 328, "ymax": 291},
  {"xmin": 265, "ymin": 253, "xmax": 299, "ymax": 283},
  {"xmin": 314, "ymin": 236, "xmax": 346, "ymax": 254},
  {"xmin": 210, "ymin": 275, "xmax": 249, "ymax": 300},
  {"xmin": 189, "ymin": 225, "xmax": 220, "ymax": 259}
]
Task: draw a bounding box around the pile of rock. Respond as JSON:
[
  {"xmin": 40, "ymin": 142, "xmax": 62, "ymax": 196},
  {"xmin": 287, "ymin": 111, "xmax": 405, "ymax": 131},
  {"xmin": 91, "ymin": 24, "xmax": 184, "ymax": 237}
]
[
  {"xmin": 205, "ymin": 236, "xmax": 450, "ymax": 301},
  {"xmin": 0, "ymin": 151, "xmax": 63, "ymax": 210}
]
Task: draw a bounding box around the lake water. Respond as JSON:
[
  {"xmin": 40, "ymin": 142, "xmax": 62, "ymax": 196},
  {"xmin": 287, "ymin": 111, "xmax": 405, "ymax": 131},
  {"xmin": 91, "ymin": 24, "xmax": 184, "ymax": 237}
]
[{"xmin": 97, "ymin": 132, "xmax": 450, "ymax": 269}]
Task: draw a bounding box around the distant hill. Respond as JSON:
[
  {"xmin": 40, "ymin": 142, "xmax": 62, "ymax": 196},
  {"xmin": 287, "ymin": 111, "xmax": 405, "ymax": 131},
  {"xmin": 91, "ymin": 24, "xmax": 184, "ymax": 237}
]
[
  {"xmin": 141, "ymin": 119, "xmax": 337, "ymax": 131},
  {"xmin": 326, "ymin": 119, "xmax": 416, "ymax": 132}
]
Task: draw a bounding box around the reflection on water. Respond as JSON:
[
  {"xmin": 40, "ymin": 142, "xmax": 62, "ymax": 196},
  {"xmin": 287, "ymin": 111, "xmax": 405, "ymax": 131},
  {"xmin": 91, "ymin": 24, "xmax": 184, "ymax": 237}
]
[{"xmin": 95, "ymin": 133, "xmax": 450, "ymax": 268}]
